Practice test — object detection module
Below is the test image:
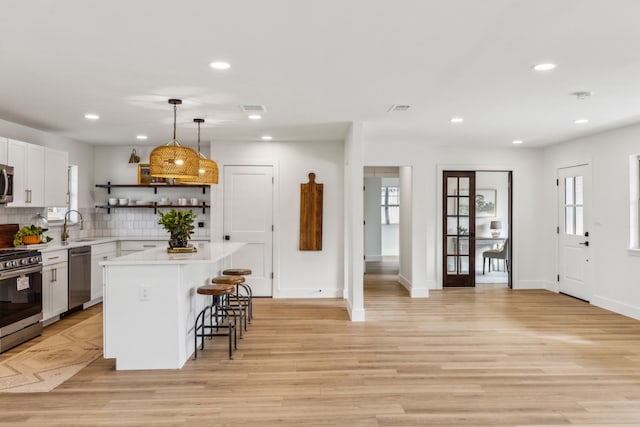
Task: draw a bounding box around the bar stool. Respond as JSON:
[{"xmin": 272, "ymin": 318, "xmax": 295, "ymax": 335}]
[
  {"xmin": 222, "ymin": 268, "xmax": 253, "ymax": 323},
  {"xmin": 193, "ymin": 283, "xmax": 236, "ymax": 360},
  {"xmin": 212, "ymin": 275, "xmax": 247, "ymax": 337}
]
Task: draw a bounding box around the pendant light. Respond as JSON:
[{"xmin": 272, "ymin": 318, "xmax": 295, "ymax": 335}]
[
  {"xmin": 149, "ymin": 99, "xmax": 199, "ymax": 179},
  {"xmin": 180, "ymin": 118, "xmax": 219, "ymax": 184}
]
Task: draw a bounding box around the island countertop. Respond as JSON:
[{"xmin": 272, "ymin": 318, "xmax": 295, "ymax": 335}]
[{"xmin": 100, "ymin": 241, "xmax": 245, "ymax": 266}]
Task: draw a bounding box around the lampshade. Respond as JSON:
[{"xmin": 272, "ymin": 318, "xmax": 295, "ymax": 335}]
[
  {"xmin": 149, "ymin": 99, "xmax": 199, "ymax": 179},
  {"xmin": 128, "ymin": 149, "xmax": 140, "ymax": 164},
  {"xmin": 179, "ymin": 118, "xmax": 219, "ymax": 184},
  {"xmin": 490, "ymin": 220, "xmax": 502, "ymax": 230}
]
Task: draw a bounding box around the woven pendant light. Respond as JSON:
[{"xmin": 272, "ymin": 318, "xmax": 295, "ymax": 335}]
[
  {"xmin": 180, "ymin": 118, "xmax": 219, "ymax": 184},
  {"xmin": 149, "ymin": 99, "xmax": 199, "ymax": 179}
]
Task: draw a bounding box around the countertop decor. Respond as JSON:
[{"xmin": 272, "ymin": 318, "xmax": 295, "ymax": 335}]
[{"xmin": 157, "ymin": 208, "xmax": 196, "ymax": 249}]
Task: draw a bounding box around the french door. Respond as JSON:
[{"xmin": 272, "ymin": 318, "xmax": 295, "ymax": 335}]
[{"xmin": 443, "ymin": 171, "xmax": 476, "ymax": 287}]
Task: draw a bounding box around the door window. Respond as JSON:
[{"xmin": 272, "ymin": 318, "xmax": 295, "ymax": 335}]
[{"xmin": 564, "ymin": 175, "xmax": 584, "ymax": 235}]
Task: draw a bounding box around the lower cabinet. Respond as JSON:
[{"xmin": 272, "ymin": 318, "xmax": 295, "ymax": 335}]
[
  {"xmin": 118, "ymin": 240, "xmax": 165, "ymax": 256},
  {"xmin": 90, "ymin": 242, "xmax": 117, "ymax": 304},
  {"xmin": 42, "ymin": 249, "xmax": 68, "ymax": 323}
]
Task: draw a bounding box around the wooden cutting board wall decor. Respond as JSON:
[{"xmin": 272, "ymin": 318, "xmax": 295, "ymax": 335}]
[{"xmin": 299, "ymin": 172, "xmax": 323, "ymax": 250}]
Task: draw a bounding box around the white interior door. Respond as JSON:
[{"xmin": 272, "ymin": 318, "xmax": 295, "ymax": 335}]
[
  {"xmin": 558, "ymin": 164, "xmax": 592, "ymax": 301},
  {"xmin": 223, "ymin": 165, "xmax": 274, "ymax": 296}
]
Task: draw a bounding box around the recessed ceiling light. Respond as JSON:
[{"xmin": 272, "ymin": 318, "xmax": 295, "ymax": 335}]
[
  {"xmin": 261, "ymin": 135, "xmax": 273, "ymax": 141},
  {"xmin": 532, "ymin": 63, "xmax": 557, "ymax": 71},
  {"xmin": 136, "ymin": 135, "xmax": 148, "ymax": 140},
  {"xmin": 248, "ymin": 114, "xmax": 262, "ymax": 120},
  {"xmin": 512, "ymin": 140, "xmax": 524, "ymax": 145},
  {"xmin": 450, "ymin": 117, "xmax": 464, "ymax": 123},
  {"xmin": 209, "ymin": 61, "xmax": 231, "ymax": 70},
  {"xmin": 574, "ymin": 118, "xmax": 589, "ymax": 124},
  {"xmin": 84, "ymin": 113, "xmax": 99, "ymax": 120}
]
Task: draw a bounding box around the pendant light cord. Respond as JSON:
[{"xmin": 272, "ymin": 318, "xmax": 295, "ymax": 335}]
[
  {"xmin": 197, "ymin": 120, "xmax": 201, "ymax": 154},
  {"xmin": 173, "ymin": 102, "xmax": 177, "ymax": 141}
]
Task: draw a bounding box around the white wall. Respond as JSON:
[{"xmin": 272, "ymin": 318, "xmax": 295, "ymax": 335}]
[
  {"xmin": 543, "ymin": 123, "xmax": 640, "ymax": 320},
  {"xmin": 364, "ymin": 140, "xmax": 545, "ymax": 291},
  {"xmin": 213, "ymin": 139, "xmax": 345, "ymax": 301},
  {"xmin": 363, "ymin": 177, "xmax": 382, "ymax": 261},
  {"xmin": 399, "ymin": 166, "xmax": 414, "ymax": 291}
]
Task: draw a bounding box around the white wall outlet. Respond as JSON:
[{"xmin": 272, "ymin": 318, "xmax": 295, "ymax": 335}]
[{"xmin": 139, "ymin": 285, "xmax": 151, "ymax": 301}]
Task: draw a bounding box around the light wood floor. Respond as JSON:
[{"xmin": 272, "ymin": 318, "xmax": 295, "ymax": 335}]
[{"xmin": 1, "ymin": 276, "xmax": 640, "ymax": 426}]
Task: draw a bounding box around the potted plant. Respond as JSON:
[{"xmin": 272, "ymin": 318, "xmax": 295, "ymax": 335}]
[
  {"xmin": 157, "ymin": 209, "xmax": 196, "ymax": 248},
  {"xmin": 13, "ymin": 225, "xmax": 53, "ymax": 246}
]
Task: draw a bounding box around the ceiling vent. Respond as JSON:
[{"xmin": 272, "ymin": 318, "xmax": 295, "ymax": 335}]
[
  {"xmin": 571, "ymin": 91, "xmax": 592, "ymax": 100},
  {"xmin": 388, "ymin": 104, "xmax": 411, "ymax": 112},
  {"xmin": 240, "ymin": 105, "xmax": 267, "ymax": 113}
]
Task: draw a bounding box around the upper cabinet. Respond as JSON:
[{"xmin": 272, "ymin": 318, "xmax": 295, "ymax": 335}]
[
  {"xmin": 0, "ymin": 138, "xmax": 7, "ymax": 164},
  {"xmin": 44, "ymin": 148, "xmax": 69, "ymax": 206},
  {"xmin": 6, "ymin": 139, "xmax": 67, "ymax": 207}
]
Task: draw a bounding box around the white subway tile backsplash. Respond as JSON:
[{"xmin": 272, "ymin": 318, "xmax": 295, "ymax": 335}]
[{"xmin": 0, "ymin": 206, "xmax": 209, "ymax": 242}]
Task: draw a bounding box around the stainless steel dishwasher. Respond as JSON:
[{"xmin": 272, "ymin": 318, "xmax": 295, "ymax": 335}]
[{"xmin": 68, "ymin": 246, "xmax": 91, "ymax": 311}]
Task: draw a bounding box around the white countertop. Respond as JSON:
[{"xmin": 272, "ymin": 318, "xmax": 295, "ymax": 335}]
[
  {"xmin": 100, "ymin": 241, "xmax": 245, "ymax": 266},
  {"xmin": 20, "ymin": 237, "xmax": 209, "ymax": 252}
]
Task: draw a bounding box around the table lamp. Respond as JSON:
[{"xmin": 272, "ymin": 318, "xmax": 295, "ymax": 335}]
[{"xmin": 490, "ymin": 220, "xmax": 502, "ymax": 237}]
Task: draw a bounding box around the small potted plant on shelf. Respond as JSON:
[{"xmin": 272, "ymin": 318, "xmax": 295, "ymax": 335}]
[
  {"xmin": 13, "ymin": 225, "xmax": 53, "ymax": 246},
  {"xmin": 157, "ymin": 209, "xmax": 196, "ymax": 249}
]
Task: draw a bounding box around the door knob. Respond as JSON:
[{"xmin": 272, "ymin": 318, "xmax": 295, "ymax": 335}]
[
  {"xmin": 224, "ymin": 235, "xmax": 230, "ymax": 241},
  {"xmin": 579, "ymin": 241, "xmax": 589, "ymax": 247}
]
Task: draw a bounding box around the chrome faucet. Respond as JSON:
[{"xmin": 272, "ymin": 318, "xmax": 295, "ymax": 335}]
[{"xmin": 62, "ymin": 209, "xmax": 84, "ymax": 242}]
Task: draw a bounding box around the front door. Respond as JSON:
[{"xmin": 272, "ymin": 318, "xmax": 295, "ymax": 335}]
[
  {"xmin": 443, "ymin": 171, "xmax": 476, "ymax": 287},
  {"xmin": 558, "ymin": 165, "xmax": 592, "ymax": 301},
  {"xmin": 223, "ymin": 165, "xmax": 274, "ymax": 297}
]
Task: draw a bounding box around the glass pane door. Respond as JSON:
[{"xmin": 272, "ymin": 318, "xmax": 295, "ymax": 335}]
[{"xmin": 443, "ymin": 171, "xmax": 476, "ymax": 287}]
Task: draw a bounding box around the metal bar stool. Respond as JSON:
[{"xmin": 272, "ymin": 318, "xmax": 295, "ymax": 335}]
[
  {"xmin": 212, "ymin": 275, "xmax": 247, "ymax": 337},
  {"xmin": 193, "ymin": 283, "xmax": 236, "ymax": 360},
  {"xmin": 222, "ymin": 268, "xmax": 253, "ymax": 323}
]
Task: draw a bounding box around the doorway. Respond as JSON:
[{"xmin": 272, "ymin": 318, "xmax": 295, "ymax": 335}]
[
  {"xmin": 363, "ymin": 167, "xmax": 400, "ymax": 276},
  {"xmin": 442, "ymin": 170, "xmax": 512, "ymax": 288}
]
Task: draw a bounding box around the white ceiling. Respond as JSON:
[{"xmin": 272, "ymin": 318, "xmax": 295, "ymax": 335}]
[{"xmin": 2, "ymin": 0, "xmax": 640, "ymax": 148}]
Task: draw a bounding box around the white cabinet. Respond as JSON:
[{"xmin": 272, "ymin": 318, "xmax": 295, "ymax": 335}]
[
  {"xmin": 42, "ymin": 249, "xmax": 68, "ymax": 323},
  {"xmin": 118, "ymin": 240, "xmax": 165, "ymax": 256},
  {"xmin": 44, "ymin": 148, "xmax": 69, "ymax": 206},
  {"xmin": 7, "ymin": 139, "xmax": 45, "ymax": 207},
  {"xmin": 90, "ymin": 242, "xmax": 117, "ymax": 303},
  {"xmin": 0, "ymin": 137, "xmax": 7, "ymax": 164}
]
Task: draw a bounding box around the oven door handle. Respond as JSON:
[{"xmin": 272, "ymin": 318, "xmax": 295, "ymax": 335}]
[
  {"xmin": 0, "ymin": 264, "xmax": 42, "ymax": 280},
  {"xmin": 0, "ymin": 168, "xmax": 8, "ymax": 201}
]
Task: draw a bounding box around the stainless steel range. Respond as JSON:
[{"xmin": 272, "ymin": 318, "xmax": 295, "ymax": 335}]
[{"xmin": 0, "ymin": 249, "xmax": 43, "ymax": 353}]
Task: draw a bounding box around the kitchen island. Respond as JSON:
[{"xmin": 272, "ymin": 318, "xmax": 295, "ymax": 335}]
[{"xmin": 101, "ymin": 241, "xmax": 245, "ymax": 370}]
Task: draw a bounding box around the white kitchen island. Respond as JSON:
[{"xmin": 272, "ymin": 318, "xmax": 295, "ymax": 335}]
[{"xmin": 101, "ymin": 242, "xmax": 245, "ymax": 370}]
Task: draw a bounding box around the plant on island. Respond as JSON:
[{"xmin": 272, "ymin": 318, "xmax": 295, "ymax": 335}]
[{"xmin": 157, "ymin": 209, "xmax": 196, "ymax": 248}]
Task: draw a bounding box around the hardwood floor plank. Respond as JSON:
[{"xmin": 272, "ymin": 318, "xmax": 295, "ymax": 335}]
[{"xmin": 0, "ymin": 278, "xmax": 639, "ymax": 425}]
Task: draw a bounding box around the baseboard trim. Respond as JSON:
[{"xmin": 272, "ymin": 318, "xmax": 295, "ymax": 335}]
[
  {"xmin": 277, "ymin": 288, "xmax": 343, "ymax": 298},
  {"xmin": 544, "ymin": 281, "xmax": 560, "ymax": 293},
  {"xmin": 365, "ymin": 255, "xmax": 382, "ymax": 262},
  {"xmin": 347, "ymin": 302, "xmax": 366, "ymax": 322},
  {"xmin": 591, "ymin": 295, "xmax": 640, "ymax": 320},
  {"xmin": 513, "ymin": 279, "xmax": 546, "ymax": 290},
  {"xmin": 398, "ymin": 274, "xmax": 411, "ymax": 293},
  {"xmin": 398, "ymin": 274, "xmax": 429, "ymax": 297}
]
